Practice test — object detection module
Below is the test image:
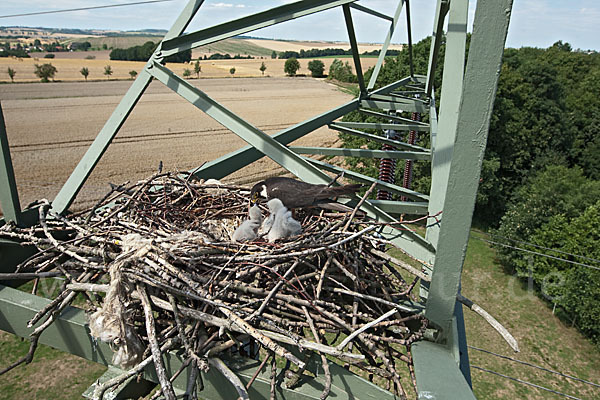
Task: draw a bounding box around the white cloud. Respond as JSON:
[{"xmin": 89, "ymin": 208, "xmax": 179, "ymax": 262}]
[{"xmin": 211, "ymin": 3, "xmax": 244, "ymax": 8}]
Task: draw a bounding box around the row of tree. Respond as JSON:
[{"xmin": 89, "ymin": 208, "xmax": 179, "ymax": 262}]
[
  {"xmin": 6, "ymin": 64, "xmax": 140, "ymax": 82},
  {"xmin": 275, "ymin": 47, "xmax": 401, "ymax": 59},
  {"xmin": 337, "ymin": 37, "xmax": 600, "ymax": 345},
  {"xmin": 109, "ymin": 41, "xmax": 191, "ymax": 63}
]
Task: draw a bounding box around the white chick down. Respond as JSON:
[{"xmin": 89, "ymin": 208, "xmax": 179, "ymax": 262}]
[
  {"xmin": 232, "ymin": 205, "xmax": 263, "ymax": 243},
  {"xmin": 266, "ymin": 198, "xmax": 302, "ymax": 242}
]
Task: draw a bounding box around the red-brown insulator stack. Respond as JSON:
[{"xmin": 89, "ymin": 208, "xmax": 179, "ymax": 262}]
[
  {"xmin": 377, "ymin": 119, "xmax": 399, "ymax": 200},
  {"xmin": 400, "ymin": 111, "xmax": 421, "ymax": 201}
]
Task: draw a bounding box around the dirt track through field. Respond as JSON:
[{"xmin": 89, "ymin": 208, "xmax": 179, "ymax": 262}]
[{"xmin": 1, "ymin": 77, "xmax": 353, "ymax": 214}]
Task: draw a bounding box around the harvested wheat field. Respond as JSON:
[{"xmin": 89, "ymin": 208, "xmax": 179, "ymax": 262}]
[
  {"xmin": 245, "ymin": 38, "xmax": 404, "ymax": 54},
  {"xmin": 1, "ymin": 56, "xmax": 382, "ymax": 82},
  {"xmin": 0, "ymin": 77, "xmax": 353, "ymax": 215}
]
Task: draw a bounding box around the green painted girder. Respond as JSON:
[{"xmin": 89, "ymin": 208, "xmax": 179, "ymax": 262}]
[
  {"xmin": 404, "ymin": 0, "xmax": 415, "ymax": 79},
  {"xmin": 367, "ymin": 199, "xmax": 429, "ymax": 215},
  {"xmin": 357, "ymin": 108, "xmax": 431, "ymax": 126},
  {"xmin": 51, "ymin": 69, "xmax": 154, "ymax": 215},
  {"xmin": 361, "ymin": 95, "xmax": 428, "ymax": 114},
  {"xmin": 376, "ymin": 92, "xmax": 429, "ymax": 105},
  {"xmin": 412, "ymin": 340, "xmax": 476, "ymax": 400},
  {"xmin": 147, "ymin": 61, "xmax": 332, "ymax": 186},
  {"xmin": 425, "ymin": 0, "xmax": 469, "ymax": 252},
  {"xmin": 348, "ymin": 3, "xmax": 393, "ymax": 22},
  {"xmin": 0, "ymin": 102, "xmax": 22, "ymax": 226},
  {"xmin": 369, "ymin": 75, "xmax": 426, "ymax": 96},
  {"xmin": 160, "ymin": 0, "xmax": 357, "ymax": 58},
  {"xmin": 425, "ymin": 0, "xmax": 513, "ymax": 336},
  {"xmin": 360, "ymin": 99, "xmax": 427, "ymax": 114},
  {"xmin": 342, "ymin": 4, "xmax": 366, "ymax": 96},
  {"xmin": 334, "ymin": 121, "xmax": 430, "ymax": 133},
  {"xmin": 329, "ymin": 123, "xmax": 430, "ymax": 152},
  {"xmin": 289, "ymin": 146, "xmax": 431, "ymax": 160},
  {"xmin": 303, "ymin": 157, "xmax": 429, "ymax": 202},
  {"xmin": 425, "ymin": 0, "xmax": 450, "ymax": 97},
  {"xmin": 193, "ymin": 100, "xmax": 359, "ymax": 181},
  {"xmin": 189, "ymin": 75, "xmax": 421, "ymax": 181},
  {"xmin": 366, "ymin": 0, "xmax": 405, "ymax": 90},
  {"xmin": 50, "ymin": 0, "xmax": 208, "ymax": 216},
  {"xmin": 0, "ymin": 284, "xmax": 397, "ymax": 400}
]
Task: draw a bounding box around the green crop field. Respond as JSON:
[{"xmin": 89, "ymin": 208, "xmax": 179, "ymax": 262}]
[
  {"xmin": 61, "ymin": 36, "xmax": 274, "ymax": 57},
  {"xmin": 195, "ymin": 38, "xmax": 275, "ymax": 57},
  {"xmin": 63, "ymin": 35, "xmax": 163, "ymax": 50}
]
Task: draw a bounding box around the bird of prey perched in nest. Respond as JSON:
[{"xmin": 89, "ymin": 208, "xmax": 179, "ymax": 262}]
[{"xmin": 250, "ymin": 177, "xmax": 361, "ymax": 211}]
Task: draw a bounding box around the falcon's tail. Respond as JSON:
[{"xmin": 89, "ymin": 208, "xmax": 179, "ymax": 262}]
[{"xmin": 327, "ymin": 184, "xmax": 362, "ymax": 197}]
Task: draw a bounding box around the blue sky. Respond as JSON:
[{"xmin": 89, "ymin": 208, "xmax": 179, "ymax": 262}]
[{"xmin": 1, "ymin": 0, "xmax": 599, "ymax": 51}]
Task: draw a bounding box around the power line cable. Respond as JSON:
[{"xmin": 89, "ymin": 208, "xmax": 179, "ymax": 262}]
[
  {"xmin": 476, "ymin": 237, "xmax": 600, "ymax": 272},
  {"xmin": 0, "ymin": 0, "xmax": 172, "ymax": 19},
  {"xmin": 469, "ymin": 345, "xmax": 600, "ymax": 389},
  {"xmin": 471, "ymin": 365, "xmax": 582, "ymax": 400},
  {"xmin": 481, "ymin": 232, "xmax": 600, "ymax": 265}
]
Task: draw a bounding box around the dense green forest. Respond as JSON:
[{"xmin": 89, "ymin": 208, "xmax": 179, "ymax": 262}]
[{"xmin": 340, "ymin": 37, "xmax": 600, "ymax": 345}]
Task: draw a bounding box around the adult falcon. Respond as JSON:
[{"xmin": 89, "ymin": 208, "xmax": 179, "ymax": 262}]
[{"xmin": 250, "ymin": 177, "xmax": 361, "ymax": 210}]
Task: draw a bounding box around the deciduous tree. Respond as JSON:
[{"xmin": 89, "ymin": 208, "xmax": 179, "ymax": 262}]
[
  {"xmin": 33, "ymin": 63, "xmax": 57, "ymax": 82},
  {"xmin": 284, "ymin": 57, "xmax": 300, "ymax": 76},
  {"xmin": 194, "ymin": 60, "xmax": 201, "ymax": 78},
  {"xmin": 7, "ymin": 67, "xmax": 16, "ymax": 82},
  {"xmin": 80, "ymin": 67, "xmax": 89, "ymax": 81},
  {"xmin": 103, "ymin": 65, "xmax": 113, "ymax": 79},
  {"xmin": 307, "ymin": 59, "xmax": 325, "ymax": 77}
]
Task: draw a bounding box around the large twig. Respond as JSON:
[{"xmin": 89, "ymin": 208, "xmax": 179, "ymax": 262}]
[
  {"xmin": 208, "ymin": 357, "xmax": 249, "ymax": 400},
  {"xmin": 138, "ymin": 284, "xmax": 177, "ymax": 400}
]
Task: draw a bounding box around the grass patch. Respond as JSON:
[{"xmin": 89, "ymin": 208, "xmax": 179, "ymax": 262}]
[
  {"xmin": 0, "ymin": 331, "xmax": 106, "ymax": 400},
  {"xmin": 463, "ymin": 230, "xmax": 600, "ymax": 399}
]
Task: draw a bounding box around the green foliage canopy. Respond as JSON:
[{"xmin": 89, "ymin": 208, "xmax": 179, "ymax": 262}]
[
  {"xmin": 33, "ymin": 63, "xmax": 57, "ymax": 82},
  {"xmin": 284, "ymin": 57, "xmax": 300, "ymax": 76},
  {"xmin": 80, "ymin": 67, "xmax": 89, "ymax": 81},
  {"xmin": 109, "ymin": 41, "xmax": 191, "ymax": 63},
  {"xmin": 7, "ymin": 67, "xmax": 15, "ymax": 82},
  {"xmin": 307, "ymin": 59, "xmax": 325, "ymax": 77}
]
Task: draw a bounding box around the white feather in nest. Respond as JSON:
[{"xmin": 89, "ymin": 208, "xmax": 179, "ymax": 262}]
[
  {"xmin": 88, "ymin": 235, "xmax": 147, "ymax": 368},
  {"xmin": 202, "ymin": 178, "xmax": 228, "ymax": 195}
]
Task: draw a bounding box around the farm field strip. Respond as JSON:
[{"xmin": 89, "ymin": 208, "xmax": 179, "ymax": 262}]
[
  {"xmin": 1, "ymin": 77, "xmax": 351, "ymax": 213},
  {"xmin": 8, "ymin": 123, "xmax": 294, "ymax": 152},
  {"xmin": 1, "ymin": 56, "xmax": 382, "ymax": 83}
]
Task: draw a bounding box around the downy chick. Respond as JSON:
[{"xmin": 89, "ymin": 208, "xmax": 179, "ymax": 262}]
[
  {"xmin": 232, "ymin": 205, "xmax": 262, "ymax": 243},
  {"xmin": 266, "ymin": 198, "xmax": 302, "ymax": 242}
]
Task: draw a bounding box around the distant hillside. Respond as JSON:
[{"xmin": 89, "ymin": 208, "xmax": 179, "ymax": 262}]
[
  {"xmin": 0, "ymin": 26, "xmax": 400, "ymax": 59},
  {"xmin": 63, "ymin": 36, "xmax": 164, "ymax": 50}
]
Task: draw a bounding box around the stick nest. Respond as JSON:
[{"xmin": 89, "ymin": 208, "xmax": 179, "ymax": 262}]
[{"xmin": 1, "ymin": 172, "xmax": 428, "ymax": 399}]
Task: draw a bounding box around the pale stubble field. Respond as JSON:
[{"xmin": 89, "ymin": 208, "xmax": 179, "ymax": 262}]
[{"xmin": 0, "ymin": 76, "xmax": 353, "ymax": 215}]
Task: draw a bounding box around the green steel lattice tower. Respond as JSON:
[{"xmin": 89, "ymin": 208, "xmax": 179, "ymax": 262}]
[{"xmin": 0, "ymin": 0, "xmax": 513, "ymax": 398}]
